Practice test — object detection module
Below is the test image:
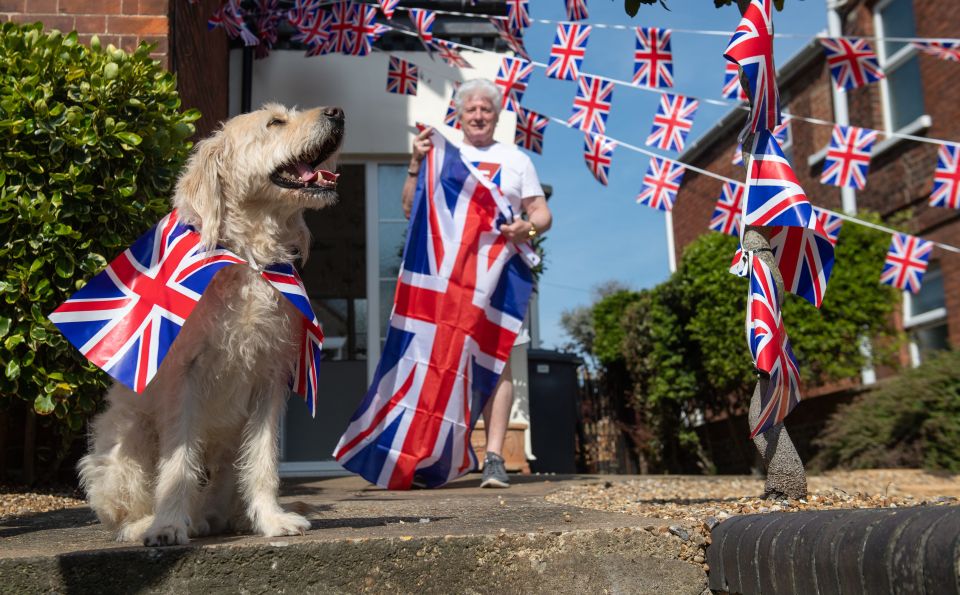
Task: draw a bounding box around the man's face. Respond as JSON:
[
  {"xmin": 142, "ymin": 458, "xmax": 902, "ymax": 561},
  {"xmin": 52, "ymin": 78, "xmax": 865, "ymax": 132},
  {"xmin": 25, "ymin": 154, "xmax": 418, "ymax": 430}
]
[{"xmin": 461, "ymin": 95, "xmax": 498, "ymax": 143}]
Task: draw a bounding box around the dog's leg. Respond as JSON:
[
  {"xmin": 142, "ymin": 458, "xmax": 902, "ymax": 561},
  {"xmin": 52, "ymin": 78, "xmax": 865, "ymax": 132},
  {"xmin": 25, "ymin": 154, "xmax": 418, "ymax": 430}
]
[
  {"xmin": 192, "ymin": 447, "xmax": 240, "ymax": 537},
  {"xmin": 236, "ymin": 384, "xmax": 310, "ymax": 537}
]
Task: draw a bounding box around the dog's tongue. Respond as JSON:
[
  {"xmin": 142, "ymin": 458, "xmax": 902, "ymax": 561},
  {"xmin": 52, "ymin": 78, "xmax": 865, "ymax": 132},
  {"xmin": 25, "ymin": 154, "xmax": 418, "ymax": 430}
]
[{"xmin": 288, "ymin": 162, "xmax": 339, "ymax": 185}]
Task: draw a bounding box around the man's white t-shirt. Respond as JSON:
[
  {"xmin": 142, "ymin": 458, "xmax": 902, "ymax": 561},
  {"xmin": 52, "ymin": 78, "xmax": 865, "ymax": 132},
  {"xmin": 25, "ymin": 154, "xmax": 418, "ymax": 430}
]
[{"xmin": 458, "ymin": 141, "xmax": 544, "ymax": 213}]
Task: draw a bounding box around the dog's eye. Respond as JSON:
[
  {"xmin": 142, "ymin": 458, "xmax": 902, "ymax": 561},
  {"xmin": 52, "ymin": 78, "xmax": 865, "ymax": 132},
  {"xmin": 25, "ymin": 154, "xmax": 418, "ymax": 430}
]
[{"xmin": 267, "ymin": 118, "xmax": 286, "ymax": 127}]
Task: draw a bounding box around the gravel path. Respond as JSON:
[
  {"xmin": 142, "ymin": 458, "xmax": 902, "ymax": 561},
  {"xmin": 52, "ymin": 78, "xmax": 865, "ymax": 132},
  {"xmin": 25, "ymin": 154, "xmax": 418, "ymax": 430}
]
[{"xmin": 0, "ymin": 485, "xmax": 85, "ymax": 520}]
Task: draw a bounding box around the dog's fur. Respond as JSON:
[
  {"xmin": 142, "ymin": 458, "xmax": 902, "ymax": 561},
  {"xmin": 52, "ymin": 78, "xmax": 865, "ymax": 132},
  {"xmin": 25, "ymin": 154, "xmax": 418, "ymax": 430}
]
[{"xmin": 78, "ymin": 104, "xmax": 344, "ymax": 546}]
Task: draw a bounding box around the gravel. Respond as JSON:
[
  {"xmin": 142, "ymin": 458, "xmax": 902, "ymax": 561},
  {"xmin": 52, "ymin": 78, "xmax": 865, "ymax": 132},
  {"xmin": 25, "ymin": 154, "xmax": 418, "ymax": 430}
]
[
  {"xmin": 0, "ymin": 484, "xmax": 86, "ymax": 521},
  {"xmin": 545, "ymin": 469, "xmax": 960, "ymax": 571}
]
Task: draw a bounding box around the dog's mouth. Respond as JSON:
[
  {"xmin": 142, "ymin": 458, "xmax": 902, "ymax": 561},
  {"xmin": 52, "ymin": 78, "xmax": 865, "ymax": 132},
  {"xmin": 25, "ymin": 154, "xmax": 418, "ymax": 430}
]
[{"xmin": 270, "ymin": 147, "xmax": 340, "ymax": 192}]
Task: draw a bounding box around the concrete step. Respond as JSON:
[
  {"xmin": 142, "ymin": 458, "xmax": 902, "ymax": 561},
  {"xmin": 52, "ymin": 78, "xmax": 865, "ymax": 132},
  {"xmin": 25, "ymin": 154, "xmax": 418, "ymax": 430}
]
[{"xmin": 0, "ymin": 475, "xmax": 707, "ymax": 594}]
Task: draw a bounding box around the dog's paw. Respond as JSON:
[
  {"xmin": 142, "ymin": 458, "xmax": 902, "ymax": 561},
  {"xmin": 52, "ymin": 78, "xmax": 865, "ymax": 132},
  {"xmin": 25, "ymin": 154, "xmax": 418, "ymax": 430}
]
[
  {"xmin": 189, "ymin": 518, "xmax": 211, "ymax": 538},
  {"xmin": 143, "ymin": 520, "xmax": 190, "ymax": 547},
  {"xmin": 116, "ymin": 516, "xmax": 154, "ymax": 543},
  {"xmin": 256, "ymin": 511, "xmax": 311, "ymax": 537}
]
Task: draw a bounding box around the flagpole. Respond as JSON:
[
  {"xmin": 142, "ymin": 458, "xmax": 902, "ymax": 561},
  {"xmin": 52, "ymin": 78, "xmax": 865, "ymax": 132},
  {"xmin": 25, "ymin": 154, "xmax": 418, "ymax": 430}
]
[{"xmin": 665, "ymin": 210, "xmax": 677, "ymax": 273}]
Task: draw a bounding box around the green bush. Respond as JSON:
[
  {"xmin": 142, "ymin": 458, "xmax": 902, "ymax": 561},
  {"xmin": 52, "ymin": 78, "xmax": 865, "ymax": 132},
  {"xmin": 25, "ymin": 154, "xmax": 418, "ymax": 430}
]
[
  {"xmin": 0, "ymin": 23, "xmax": 199, "ymax": 435},
  {"xmin": 812, "ymin": 349, "xmax": 960, "ymax": 472}
]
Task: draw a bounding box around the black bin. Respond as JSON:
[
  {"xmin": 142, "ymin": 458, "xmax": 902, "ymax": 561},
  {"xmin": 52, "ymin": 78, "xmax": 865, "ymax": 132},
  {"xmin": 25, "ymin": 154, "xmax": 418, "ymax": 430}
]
[{"xmin": 527, "ymin": 349, "xmax": 582, "ymax": 474}]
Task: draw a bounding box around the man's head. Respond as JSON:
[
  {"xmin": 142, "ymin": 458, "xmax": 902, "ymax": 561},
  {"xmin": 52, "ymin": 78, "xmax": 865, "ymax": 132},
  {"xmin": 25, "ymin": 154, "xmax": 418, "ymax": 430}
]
[{"xmin": 454, "ymin": 79, "xmax": 502, "ymax": 147}]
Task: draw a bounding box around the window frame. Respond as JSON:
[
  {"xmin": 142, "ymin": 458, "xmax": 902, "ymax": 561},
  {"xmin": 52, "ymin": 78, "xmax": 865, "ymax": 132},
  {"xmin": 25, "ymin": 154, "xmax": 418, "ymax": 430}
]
[
  {"xmin": 872, "ymin": 0, "xmax": 924, "ymax": 134},
  {"xmin": 901, "ymin": 261, "xmax": 948, "ymax": 367}
]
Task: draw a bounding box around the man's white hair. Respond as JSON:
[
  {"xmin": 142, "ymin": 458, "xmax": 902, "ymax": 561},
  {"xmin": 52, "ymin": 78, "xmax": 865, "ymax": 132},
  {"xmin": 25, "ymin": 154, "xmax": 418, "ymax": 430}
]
[{"xmin": 454, "ymin": 78, "xmax": 503, "ymax": 116}]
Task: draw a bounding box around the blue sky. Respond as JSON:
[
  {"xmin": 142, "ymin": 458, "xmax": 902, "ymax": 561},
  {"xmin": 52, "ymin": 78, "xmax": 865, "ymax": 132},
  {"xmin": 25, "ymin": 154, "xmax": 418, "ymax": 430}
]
[{"xmin": 517, "ymin": 1, "xmax": 828, "ymax": 349}]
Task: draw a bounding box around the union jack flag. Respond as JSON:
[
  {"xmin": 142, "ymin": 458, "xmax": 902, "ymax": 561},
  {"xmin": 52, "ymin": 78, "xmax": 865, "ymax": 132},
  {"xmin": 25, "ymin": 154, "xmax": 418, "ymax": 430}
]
[
  {"xmin": 820, "ymin": 37, "xmax": 885, "ymax": 91},
  {"xmin": 546, "ymin": 23, "xmax": 591, "ymax": 81},
  {"xmin": 583, "ymin": 133, "xmax": 616, "ymax": 186},
  {"xmin": 743, "ymin": 129, "xmax": 812, "ymax": 228},
  {"xmin": 710, "ymin": 181, "xmax": 744, "ymax": 236},
  {"xmin": 289, "ymin": 1, "xmax": 329, "ymax": 54},
  {"xmin": 444, "ymin": 82, "xmax": 461, "ymax": 129},
  {"xmin": 346, "ymin": 3, "xmax": 379, "ymax": 56},
  {"xmin": 768, "ymin": 222, "xmax": 835, "ymax": 308},
  {"xmin": 490, "ymin": 18, "xmax": 531, "ymax": 60},
  {"xmin": 632, "ymin": 27, "xmax": 673, "ymax": 88},
  {"xmin": 813, "ymin": 206, "xmax": 843, "ymax": 246},
  {"xmin": 746, "ymin": 254, "xmax": 801, "ymax": 439},
  {"xmin": 636, "ymin": 157, "xmax": 684, "ymax": 212},
  {"xmin": 733, "ymin": 116, "xmax": 790, "ymax": 166},
  {"xmin": 505, "ymin": 0, "xmax": 531, "ymax": 32},
  {"xmin": 645, "ymin": 93, "xmax": 698, "ymax": 153},
  {"xmin": 434, "ymin": 40, "xmax": 473, "ymax": 69},
  {"xmin": 722, "ymin": 61, "xmax": 748, "ymax": 101},
  {"xmin": 723, "ymin": 0, "xmax": 780, "ymax": 133},
  {"xmin": 929, "ymin": 144, "xmax": 960, "ymax": 209},
  {"xmin": 253, "ymin": 0, "xmax": 282, "ymax": 59},
  {"xmin": 514, "ymin": 107, "xmax": 549, "ymax": 154},
  {"xmin": 912, "ymin": 41, "xmax": 960, "ymax": 62},
  {"xmin": 820, "ymin": 125, "xmax": 878, "ymax": 190},
  {"xmin": 326, "ymin": 1, "xmax": 358, "ymax": 54},
  {"xmin": 568, "ymin": 75, "xmax": 614, "ymax": 135},
  {"xmin": 566, "ymin": 0, "xmax": 588, "ymax": 21},
  {"xmin": 287, "ymin": 0, "xmax": 322, "ymax": 29},
  {"xmin": 333, "ymin": 131, "xmax": 535, "ymax": 489},
  {"xmin": 409, "ymin": 8, "xmax": 435, "ymax": 45},
  {"xmin": 378, "ymin": 0, "xmax": 400, "ymax": 19},
  {"xmin": 494, "ymin": 56, "xmax": 533, "ymax": 113},
  {"xmin": 208, "ymin": 0, "xmax": 259, "ymax": 46},
  {"xmin": 880, "ymin": 233, "xmax": 933, "ymax": 293},
  {"xmin": 386, "ymin": 56, "xmax": 418, "ymax": 95}
]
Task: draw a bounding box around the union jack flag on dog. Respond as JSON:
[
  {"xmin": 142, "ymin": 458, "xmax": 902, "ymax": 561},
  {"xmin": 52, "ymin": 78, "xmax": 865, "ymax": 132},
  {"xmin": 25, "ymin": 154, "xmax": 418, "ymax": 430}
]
[
  {"xmin": 929, "ymin": 144, "xmax": 960, "ymax": 209},
  {"xmin": 514, "ymin": 107, "xmax": 548, "ymax": 154},
  {"xmin": 583, "ymin": 133, "xmax": 616, "ymax": 186},
  {"xmin": 633, "ymin": 27, "xmax": 673, "ymax": 88},
  {"xmin": 494, "ymin": 56, "xmax": 533, "ymax": 113},
  {"xmin": 569, "ymin": 75, "xmax": 614, "ymax": 135},
  {"xmin": 386, "ymin": 56, "xmax": 418, "ymax": 95},
  {"xmin": 565, "ymin": 0, "xmax": 588, "ymax": 21},
  {"xmin": 546, "ymin": 23, "xmax": 591, "ymax": 81},
  {"xmin": 333, "ymin": 131, "xmax": 536, "ymax": 489},
  {"xmin": 880, "ymin": 233, "xmax": 933, "ymax": 293},
  {"xmin": 723, "ymin": 0, "xmax": 780, "ymax": 133},
  {"xmin": 820, "ymin": 125, "xmax": 878, "ymax": 190},
  {"xmin": 820, "ymin": 37, "xmax": 885, "ymax": 91},
  {"xmin": 710, "ymin": 181, "xmax": 744, "ymax": 236},
  {"xmin": 636, "ymin": 157, "xmax": 684, "ymax": 212},
  {"xmin": 645, "ymin": 93, "xmax": 698, "ymax": 153}
]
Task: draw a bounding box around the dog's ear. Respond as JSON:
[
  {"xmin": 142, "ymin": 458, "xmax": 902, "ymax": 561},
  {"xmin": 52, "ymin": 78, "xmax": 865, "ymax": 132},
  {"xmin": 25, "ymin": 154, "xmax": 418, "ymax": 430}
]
[{"xmin": 174, "ymin": 132, "xmax": 225, "ymax": 249}]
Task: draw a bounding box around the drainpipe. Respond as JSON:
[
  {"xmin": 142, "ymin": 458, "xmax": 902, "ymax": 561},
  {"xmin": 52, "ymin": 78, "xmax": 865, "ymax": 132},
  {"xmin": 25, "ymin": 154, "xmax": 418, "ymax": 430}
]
[
  {"xmin": 240, "ymin": 45, "xmax": 253, "ymax": 114},
  {"xmin": 665, "ymin": 211, "xmax": 677, "ymax": 274}
]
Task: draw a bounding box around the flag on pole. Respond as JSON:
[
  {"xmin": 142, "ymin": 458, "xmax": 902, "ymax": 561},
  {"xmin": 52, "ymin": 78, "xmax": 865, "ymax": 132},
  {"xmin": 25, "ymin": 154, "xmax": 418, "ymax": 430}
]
[
  {"xmin": 723, "ymin": 0, "xmax": 780, "ymax": 133},
  {"xmin": 820, "ymin": 37, "xmax": 885, "ymax": 91},
  {"xmin": 583, "ymin": 133, "xmax": 616, "ymax": 185},
  {"xmin": 742, "ymin": 129, "xmax": 812, "ymax": 228},
  {"xmin": 645, "ymin": 93, "xmax": 698, "ymax": 153},
  {"xmin": 733, "ymin": 116, "xmax": 790, "ymax": 166},
  {"xmin": 632, "ymin": 27, "xmax": 674, "ymax": 88},
  {"xmin": 768, "ymin": 223, "xmax": 835, "ymax": 309},
  {"xmin": 820, "ymin": 124, "xmax": 878, "ymax": 190},
  {"xmin": 494, "ymin": 56, "xmax": 533, "ymax": 113},
  {"xmin": 880, "ymin": 233, "xmax": 933, "ymax": 293},
  {"xmin": 386, "ymin": 56, "xmax": 418, "ymax": 95},
  {"xmin": 565, "ymin": 0, "xmax": 589, "ymax": 21},
  {"xmin": 514, "ymin": 107, "xmax": 549, "ymax": 154},
  {"xmin": 636, "ymin": 157, "xmax": 685, "ymax": 212},
  {"xmin": 568, "ymin": 75, "xmax": 614, "ymax": 134},
  {"xmin": 929, "ymin": 144, "xmax": 960, "ymax": 209},
  {"xmin": 546, "ymin": 23, "xmax": 591, "ymax": 81},
  {"xmin": 710, "ymin": 181, "xmax": 745, "ymax": 236},
  {"xmin": 333, "ymin": 130, "xmax": 536, "ymax": 489}
]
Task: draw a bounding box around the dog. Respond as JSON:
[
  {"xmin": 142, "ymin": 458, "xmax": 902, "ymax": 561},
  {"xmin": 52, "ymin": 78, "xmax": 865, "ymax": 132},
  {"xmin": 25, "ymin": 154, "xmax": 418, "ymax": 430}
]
[{"xmin": 77, "ymin": 104, "xmax": 344, "ymax": 546}]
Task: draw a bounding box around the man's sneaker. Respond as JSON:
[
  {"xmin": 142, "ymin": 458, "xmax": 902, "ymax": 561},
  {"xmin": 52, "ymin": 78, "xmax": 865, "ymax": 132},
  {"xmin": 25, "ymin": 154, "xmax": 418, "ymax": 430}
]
[{"xmin": 480, "ymin": 452, "xmax": 510, "ymax": 488}]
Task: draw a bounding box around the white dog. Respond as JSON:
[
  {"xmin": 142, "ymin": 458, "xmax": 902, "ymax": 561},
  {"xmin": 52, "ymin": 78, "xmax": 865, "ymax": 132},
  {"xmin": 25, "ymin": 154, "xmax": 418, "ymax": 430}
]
[{"xmin": 78, "ymin": 104, "xmax": 343, "ymax": 546}]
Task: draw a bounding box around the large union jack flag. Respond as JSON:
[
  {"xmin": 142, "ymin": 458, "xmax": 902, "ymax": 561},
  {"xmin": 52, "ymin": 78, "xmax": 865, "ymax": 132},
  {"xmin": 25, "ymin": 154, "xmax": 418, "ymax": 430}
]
[
  {"xmin": 820, "ymin": 37, "xmax": 885, "ymax": 91},
  {"xmin": 820, "ymin": 124, "xmax": 878, "ymax": 190},
  {"xmin": 490, "ymin": 18, "xmax": 531, "ymax": 60},
  {"xmin": 746, "ymin": 254, "xmax": 801, "ymax": 439},
  {"xmin": 912, "ymin": 41, "xmax": 960, "ymax": 62},
  {"xmin": 208, "ymin": 0, "xmax": 259, "ymax": 46},
  {"xmin": 636, "ymin": 157, "xmax": 684, "ymax": 212},
  {"xmin": 633, "ymin": 27, "xmax": 673, "ymax": 88},
  {"xmin": 743, "ymin": 129, "xmax": 812, "ymax": 228},
  {"xmin": 514, "ymin": 106, "xmax": 549, "ymax": 154},
  {"xmin": 813, "ymin": 206, "xmax": 843, "ymax": 246},
  {"xmin": 566, "ymin": 0, "xmax": 588, "ymax": 21},
  {"xmin": 880, "ymin": 232, "xmax": 933, "ymax": 293},
  {"xmin": 333, "ymin": 131, "xmax": 536, "ymax": 489},
  {"xmin": 48, "ymin": 211, "xmax": 326, "ymax": 414},
  {"xmin": 546, "ymin": 23, "xmax": 591, "ymax": 81},
  {"xmin": 929, "ymin": 144, "xmax": 960, "ymax": 209},
  {"xmin": 495, "ymin": 56, "xmax": 533, "ymax": 113},
  {"xmin": 722, "ymin": 61, "xmax": 748, "ymax": 101},
  {"xmin": 568, "ymin": 75, "xmax": 614, "ymax": 134},
  {"xmin": 710, "ymin": 181, "xmax": 745, "ymax": 236},
  {"xmin": 505, "ymin": 0, "xmax": 531, "ymax": 32},
  {"xmin": 723, "ymin": 0, "xmax": 780, "ymax": 133},
  {"xmin": 386, "ymin": 56, "xmax": 418, "ymax": 95},
  {"xmin": 645, "ymin": 93, "xmax": 698, "ymax": 153},
  {"xmin": 583, "ymin": 133, "xmax": 616, "ymax": 185}
]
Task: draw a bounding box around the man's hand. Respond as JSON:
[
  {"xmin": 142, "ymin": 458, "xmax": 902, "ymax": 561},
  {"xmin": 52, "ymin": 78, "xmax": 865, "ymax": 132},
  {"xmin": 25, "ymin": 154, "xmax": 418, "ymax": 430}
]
[
  {"xmin": 411, "ymin": 127, "xmax": 434, "ymax": 163},
  {"xmin": 499, "ymin": 219, "xmax": 535, "ymax": 244}
]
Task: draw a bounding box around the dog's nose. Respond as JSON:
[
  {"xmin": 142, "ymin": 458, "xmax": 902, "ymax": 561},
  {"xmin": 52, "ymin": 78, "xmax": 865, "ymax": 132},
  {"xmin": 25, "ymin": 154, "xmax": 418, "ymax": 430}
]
[{"xmin": 322, "ymin": 107, "xmax": 344, "ymax": 121}]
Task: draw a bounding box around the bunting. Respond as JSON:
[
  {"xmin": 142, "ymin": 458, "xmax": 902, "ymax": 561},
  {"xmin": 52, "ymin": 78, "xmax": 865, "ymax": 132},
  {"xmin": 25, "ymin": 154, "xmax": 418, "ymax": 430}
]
[
  {"xmin": 505, "ymin": 0, "xmax": 531, "ymax": 32},
  {"xmin": 710, "ymin": 181, "xmax": 744, "ymax": 236},
  {"xmin": 378, "ymin": 0, "xmax": 400, "ymax": 19},
  {"xmin": 565, "ymin": 0, "xmax": 589, "ymax": 21},
  {"xmin": 546, "ymin": 23, "xmax": 591, "ymax": 81},
  {"xmin": 633, "ymin": 27, "xmax": 674, "ymax": 88},
  {"xmin": 820, "ymin": 125, "xmax": 878, "ymax": 190},
  {"xmin": 813, "ymin": 207, "xmax": 843, "ymax": 246},
  {"xmin": 494, "ymin": 56, "xmax": 533, "ymax": 113},
  {"xmin": 722, "ymin": 61, "xmax": 748, "ymax": 101},
  {"xmin": 820, "ymin": 37, "xmax": 885, "ymax": 91},
  {"xmin": 583, "ymin": 133, "xmax": 616, "ymax": 185},
  {"xmin": 645, "ymin": 93, "xmax": 698, "ymax": 153},
  {"xmin": 386, "ymin": 56, "xmax": 418, "ymax": 95},
  {"xmin": 880, "ymin": 233, "xmax": 933, "ymax": 293},
  {"xmin": 514, "ymin": 107, "xmax": 549, "ymax": 154},
  {"xmin": 490, "ymin": 18, "xmax": 531, "ymax": 60},
  {"xmin": 434, "ymin": 40, "xmax": 473, "ymax": 69},
  {"xmin": 912, "ymin": 41, "xmax": 960, "ymax": 62},
  {"xmin": 636, "ymin": 157, "xmax": 684, "ymax": 212},
  {"xmin": 208, "ymin": 0, "xmax": 259, "ymax": 46},
  {"xmin": 569, "ymin": 75, "xmax": 614, "ymax": 135},
  {"xmin": 929, "ymin": 144, "xmax": 960, "ymax": 209}
]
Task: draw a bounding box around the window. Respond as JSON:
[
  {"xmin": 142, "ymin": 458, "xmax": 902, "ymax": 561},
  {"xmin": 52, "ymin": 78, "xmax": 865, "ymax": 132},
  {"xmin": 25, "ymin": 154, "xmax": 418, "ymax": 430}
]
[
  {"xmin": 874, "ymin": 0, "xmax": 925, "ymax": 132},
  {"xmin": 377, "ymin": 164, "xmax": 410, "ymax": 349},
  {"xmin": 903, "ymin": 262, "xmax": 949, "ymax": 367}
]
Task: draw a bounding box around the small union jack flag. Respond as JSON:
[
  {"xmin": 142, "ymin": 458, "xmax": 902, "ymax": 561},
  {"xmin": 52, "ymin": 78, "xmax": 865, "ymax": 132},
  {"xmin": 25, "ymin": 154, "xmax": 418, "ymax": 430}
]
[
  {"xmin": 710, "ymin": 181, "xmax": 745, "ymax": 236},
  {"xmin": 565, "ymin": 0, "xmax": 588, "ymax": 21},
  {"xmin": 645, "ymin": 93, "xmax": 698, "ymax": 153},
  {"xmin": 546, "ymin": 23, "xmax": 591, "ymax": 81},
  {"xmin": 286, "ymin": 0, "xmax": 321, "ymax": 29},
  {"xmin": 490, "ymin": 18, "xmax": 531, "ymax": 60},
  {"xmin": 912, "ymin": 41, "xmax": 960, "ymax": 62},
  {"xmin": 208, "ymin": 0, "xmax": 259, "ymax": 46},
  {"xmin": 820, "ymin": 125, "xmax": 878, "ymax": 190},
  {"xmin": 636, "ymin": 157, "xmax": 684, "ymax": 212},
  {"xmin": 378, "ymin": 0, "xmax": 400, "ymax": 19},
  {"xmin": 880, "ymin": 233, "xmax": 933, "ymax": 293},
  {"xmin": 820, "ymin": 37, "xmax": 885, "ymax": 91},
  {"xmin": 326, "ymin": 1, "xmax": 358, "ymax": 54},
  {"xmin": 722, "ymin": 61, "xmax": 748, "ymax": 101},
  {"xmin": 444, "ymin": 83, "xmax": 461, "ymax": 130},
  {"xmin": 733, "ymin": 116, "xmax": 791, "ymax": 166},
  {"xmin": 583, "ymin": 133, "xmax": 616, "ymax": 186},
  {"xmin": 505, "ymin": 0, "xmax": 531, "ymax": 32},
  {"xmin": 746, "ymin": 254, "xmax": 801, "ymax": 439},
  {"xmin": 409, "ymin": 8, "xmax": 435, "ymax": 45},
  {"xmin": 253, "ymin": 0, "xmax": 282, "ymax": 59},
  {"xmin": 514, "ymin": 107, "xmax": 548, "ymax": 154},
  {"xmin": 494, "ymin": 56, "xmax": 533, "ymax": 113},
  {"xmin": 724, "ymin": 0, "xmax": 780, "ymax": 133},
  {"xmin": 434, "ymin": 40, "xmax": 473, "ymax": 69},
  {"xmin": 633, "ymin": 27, "xmax": 673, "ymax": 88},
  {"xmin": 568, "ymin": 75, "xmax": 614, "ymax": 135},
  {"xmin": 768, "ymin": 222, "xmax": 836, "ymax": 309},
  {"xmin": 386, "ymin": 56, "xmax": 418, "ymax": 95},
  {"xmin": 929, "ymin": 144, "xmax": 960, "ymax": 209},
  {"xmin": 348, "ymin": 3, "xmax": 380, "ymax": 56},
  {"xmin": 743, "ymin": 129, "xmax": 812, "ymax": 228},
  {"xmin": 813, "ymin": 206, "xmax": 843, "ymax": 246}
]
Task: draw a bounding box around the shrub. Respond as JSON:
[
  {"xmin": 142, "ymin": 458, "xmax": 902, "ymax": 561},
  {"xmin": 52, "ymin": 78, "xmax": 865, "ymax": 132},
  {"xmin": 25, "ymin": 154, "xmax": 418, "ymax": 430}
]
[
  {"xmin": 0, "ymin": 23, "xmax": 199, "ymax": 449},
  {"xmin": 812, "ymin": 349, "xmax": 960, "ymax": 472}
]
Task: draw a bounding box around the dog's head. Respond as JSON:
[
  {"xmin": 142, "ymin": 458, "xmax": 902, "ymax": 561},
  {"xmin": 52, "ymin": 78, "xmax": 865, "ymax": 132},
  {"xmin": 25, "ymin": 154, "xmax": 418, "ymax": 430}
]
[{"xmin": 173, "ymin": 104, "xmax": 345, "ymax": 254}]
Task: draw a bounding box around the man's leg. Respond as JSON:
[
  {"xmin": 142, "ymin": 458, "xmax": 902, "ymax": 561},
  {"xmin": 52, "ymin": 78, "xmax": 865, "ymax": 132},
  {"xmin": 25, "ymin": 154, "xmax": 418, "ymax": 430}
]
[{"xmin": 481, "ymin": 361, "xmax": 512, "ymax": 488}]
